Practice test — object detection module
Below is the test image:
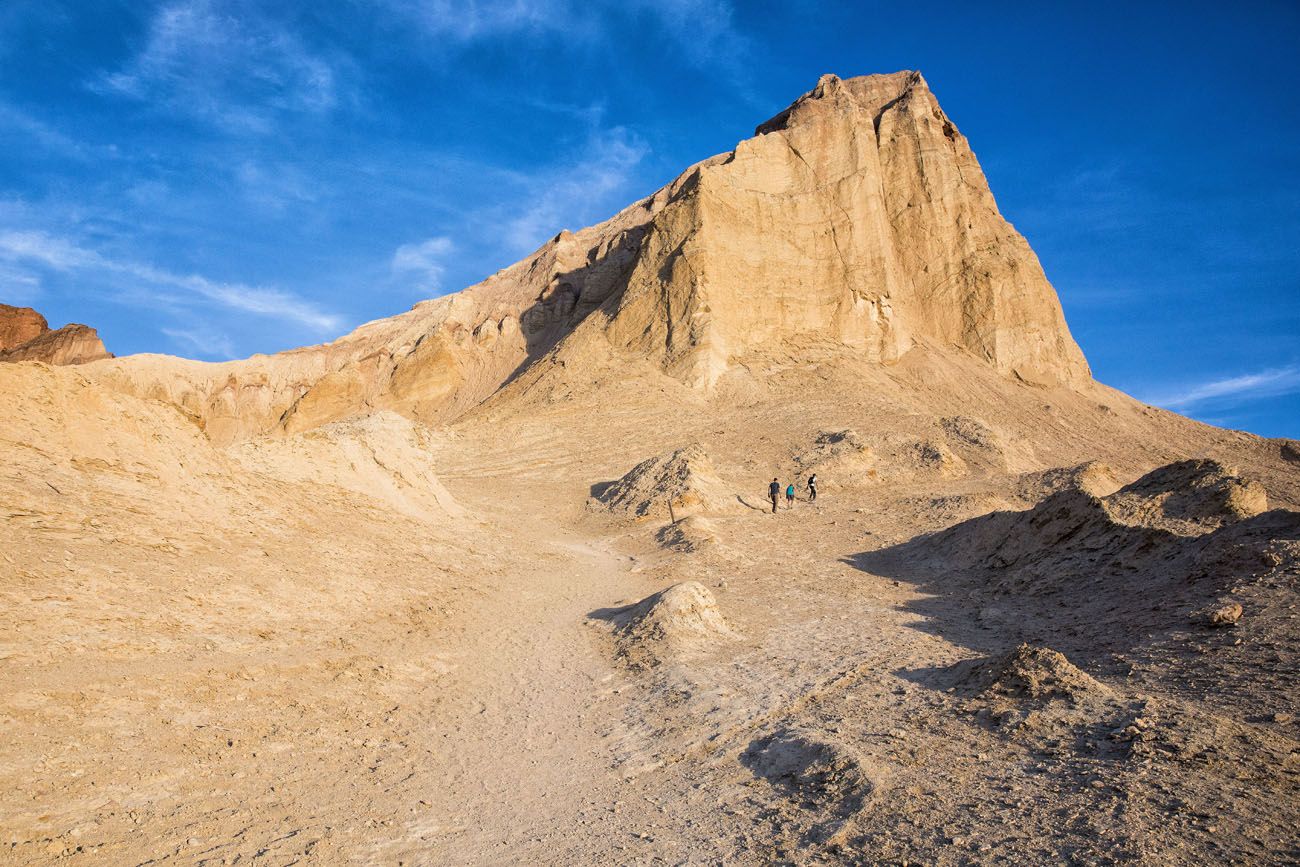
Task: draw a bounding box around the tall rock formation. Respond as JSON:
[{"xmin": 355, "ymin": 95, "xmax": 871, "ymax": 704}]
[
  {"xmin": 0, "ymin": 304, "xmax": 112, "ymax": 365},
  {"xmin": 0, "ymin": 304, "xmax": 49, "ymax": 351},
  {"xmin": 597, "ymin": 71, "xmax": 1088, "ymax": 387},
  {"xmin": 85, "ymin": 71, "xmax": 1090, "ymax": 443}
]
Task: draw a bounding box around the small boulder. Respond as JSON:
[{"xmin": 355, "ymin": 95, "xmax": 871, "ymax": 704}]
[
  {"xmin": 595, "ymin": 445, "xmax": 743, "ymax": 520},
  {"xmin": 614, "ymin": 581, "xmax": 739, "ymax": 645},
  {"xmin": 967, "ymin": 644, "xmax": 1110, "ymax": 702},
  {"xmin": 604, "ymin": 581, "xmax": 739, "ymax": 668},
  {"xmin": 1200, "ymin": 602, "xmax": 1243, "ymax": 628}
]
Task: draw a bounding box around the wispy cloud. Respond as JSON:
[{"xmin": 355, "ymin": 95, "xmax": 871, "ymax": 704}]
[
  {"xmin": 644, "ymin": 0, "xmax": 748, "ymax": 72},
  {"xmin": 1144, "ymin": 365, "xmax": 1300, "ymax": 412},
  {"xmin": 96, "ymin": 0, "xmax": 343, "ymax": 133},
  {"xmin": 162, "ymin": 325, "xmax": 236, "ymax": 359},
  {"xmin": 235, "ymin": 160, "xmax": 322, "ymax": 213},
  {"xmin": 0, "ymin": 261, "xmax": 42, "ymax": 305},
  {"xmin": 391, "ymin": 236, "xmax": 454, "ymax": 291},
  {"xmin": 393, "ymin": 0, "xmax": 576, "ymax": 40},
  {"xmin": 501, "ymin": 126, "xmax": 648, "ymax": 253},
  {"xmin": 386, "ymin": 0, "xmax": 748, "ymax": 79},
  {"xmin": 0, "ymin": 230, "xmax": 343, "ymax": 332},
  {"xmin": 0, "ymin": 101, "xmax": 112, "ymax": 162}
]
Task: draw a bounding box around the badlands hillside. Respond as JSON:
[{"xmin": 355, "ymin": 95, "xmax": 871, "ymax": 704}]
[{"xmin": 2, "ymin": 71, "xmax": 1298, "ymax": 865}]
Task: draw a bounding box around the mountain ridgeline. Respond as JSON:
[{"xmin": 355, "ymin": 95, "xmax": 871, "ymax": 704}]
[{"xmin": 87, "ymin": 71, "xmax": 1088, "ymax": 444}]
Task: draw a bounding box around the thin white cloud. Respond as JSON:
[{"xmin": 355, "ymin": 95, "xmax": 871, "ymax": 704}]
[
  {"xmin": 1145, "ymin": 365, "xmax": 1300, "ymax": 412},
  {"xmin": 96, "ymin": 0, "xmax": 342, "ymax": 133},
  {"xmin": 644, "ymin": 0, "xmax": 747, "ymax": 70},
  {"xmin": 236, "ymin": 160, "xmax": 321, "ymax": 213},
  {"xmin": 502, "ymin": 126, "xmax": 647, "ymax": 253},
  {"xmin": 397, "ymin": 0, "xmax": 572, "ymax": 40},
  {"xmin": 392, "ymin": 236, "xmax": 454, "ymax": 291},
  {"xmin": 0, "ymin": 261, "xmax": 42, "ymax": 305},
  {"xmin": 0, "ymin": 102, "xmax": 111, "ymax": 162},
  {"xmin": 0, "ymin": 230, "xmax": 342, "ymax": 333},
  {"xmin": 387, "ymin": 0, "xmax": 747, "ymax": 77},
  {"xmin": 0, "ymin": 231, "xmax": 99, "ymax": 269},
  {"xmin": 162, "ymin": 325, "xmax": 236, "ymax": 359}
]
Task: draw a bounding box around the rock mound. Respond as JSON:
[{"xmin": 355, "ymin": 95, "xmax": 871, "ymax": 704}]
[
  {"xmin": 793, "ymin": 430, "xmax": 877, "ymax": 489},
  {"xmin": 966, "ymin": 644, "xmax": 1112, "ymax": 702},
  {"xmin": 655, "ymin": 515, "xmax": 719, "ymax": 552},
  {"xmin": 741, "ymin": 727, "xmax": 878, "ymax": 844},
  {"xmin": 793, "ymin": 429, "xmax": 972, "ymax": 490},
  {"xmin": 0, "ymin": 305, "xmax": 111, "ymax": 365},
  {"xmin": 232, "ymin": 411, "xmax": 465, "ymax": 522},
  {"xmin": 606, "ymin": 582, "xmax": 739, "ymax": 668},
  {"xmin": 907, "ymin": 438, "xmax": 966, "ymax": 478},
  {"xmin": 596, "ymin": 445, "xmax": 742, "ymax": 520},
  {"xmin": 1013, "ymin": 460, "xmax": 1121, "ymax": 502},
  {"xmin": 944, "ymin": 461, "xmax": 1273, "ymax": 581},
  {"xmin": 1106, "ymin": 459, "xmax": 1267, "ymax": 531},
  {"xmin": 938, "ymin": 415, "xmax": 1035, "ymax": 471},
  {"xmin": 868, "ymin": 459, "xmax": 1297, "ymax": 665}
]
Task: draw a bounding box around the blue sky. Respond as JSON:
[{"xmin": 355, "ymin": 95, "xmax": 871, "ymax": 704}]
[{"xmin": 0, "ymin": 1, "xmax": 1296, "ymax": 437}]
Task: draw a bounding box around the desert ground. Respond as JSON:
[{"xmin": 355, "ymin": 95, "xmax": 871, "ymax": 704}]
[
  {"xmin": 3, "ymin": 350, "xmax": 1297, "ymax": 865},
  {"xmin": 2, "ymin": 71, "xmax": 1298, "ymax": 865}
]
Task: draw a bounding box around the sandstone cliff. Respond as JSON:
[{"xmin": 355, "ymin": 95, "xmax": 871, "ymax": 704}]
[
  {"xmin": 85, "ymin": 71, "xmax": 1089, "ymax": 443},
  {"xmin": 0, "ymin": 304, "xmax": 49, "ymax": 350},
  {"xmin": 592, "ymin": 71, "xmax": 1089, "ymax": 388},
  {"xmin": 0, "ymin": 304, "xmax": 111, "ymax": 365}
]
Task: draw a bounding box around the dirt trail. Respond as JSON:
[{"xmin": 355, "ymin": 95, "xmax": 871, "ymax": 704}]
[
  {"xmin": 3, "ymin": 360, "xmax": 1297, "ymax": 864},
  {"xmin": 381, "ymin": 468, "xmax": 661, "ymax": 863}
]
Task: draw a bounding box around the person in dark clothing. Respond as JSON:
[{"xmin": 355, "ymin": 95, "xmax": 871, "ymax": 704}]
[
  {"xmin": 808, "ymin": 473, "xmax": 818, "ymax": 502},
  {"xmin": 768, "ymin": 478, "xmax": 780, "ymax": 513}
]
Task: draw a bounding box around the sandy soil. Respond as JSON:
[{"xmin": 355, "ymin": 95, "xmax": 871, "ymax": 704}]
[{"xmin": 2, "ymin": 350, "xmax": 1298, "ymax": 865}]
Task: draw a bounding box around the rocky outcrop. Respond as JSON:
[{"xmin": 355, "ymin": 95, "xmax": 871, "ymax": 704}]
[
  {"xmin": 861, "ymin": 459, "xmax": 1299, "ymax": 661},
  {"xmin": 591, "ymin": 71, "xmax": 1089, "ymax": 388},
  {"xmin": 0, "ymin": 305, "xmax": 111, "ymax": 365},
  {"xmin": 594, "ymin": 444, "xmax": 745, "ymax": 520},
  {"xmin": 603, "ymin": 581, "xmax": 740, "ymax": 668},
  {"xmin": 87, "ymin": 70, "xmax": 1090, "ymax": 442},
  {"xmin": 0, "ymin": 304, "xmax": 49, "ymax": 350}
]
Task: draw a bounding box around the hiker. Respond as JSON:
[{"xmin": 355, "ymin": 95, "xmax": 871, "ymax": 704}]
[
  {"xmin": 808, "ymin": 473, "xmax": 818, "ymax": 502},
  {"xmin": 768, "ymin": 478, "xmax": 780, "ymax": 513},
  {"xmin": 785, "ymin": 482, "xmax": 796, "ymax": 508}
]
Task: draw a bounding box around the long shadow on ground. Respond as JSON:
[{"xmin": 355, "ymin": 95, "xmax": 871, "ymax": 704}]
[{"xmin": 843, "ymin": 493, "xmax": 1300, "ymax": 705}]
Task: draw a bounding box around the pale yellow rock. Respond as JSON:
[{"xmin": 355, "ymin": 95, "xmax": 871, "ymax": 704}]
[{"xmin": 74, "ymin": 71, "xmax": 1087, "ymax": 444}]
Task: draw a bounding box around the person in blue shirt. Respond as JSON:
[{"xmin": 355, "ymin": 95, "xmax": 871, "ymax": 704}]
[{"xmin": 785, "ymin": 482, "xmax": 795, "ymax": 508}]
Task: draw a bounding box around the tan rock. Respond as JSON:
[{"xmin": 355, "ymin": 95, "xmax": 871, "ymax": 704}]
[
  {"xmin": 1202, "ymin": 602, "xmax": 1244, "ymax": 628},
  {"xmin": 0, "ymin": 305, "xmax": 111, "ymax": 365},
  {"xmin": 0, "ymin": 304, "xmax": 48, "ymax": 350},
  {"xmin": 83, "ymin": 70, "xmax": 1090, "ymax": 443},
  {"xmin": 595, "ymin": 444, "xmax": 744, "ymax": 520},
  {"xmin": 611, "ymin": 582, "xmax": 739, "ymax": 650}
]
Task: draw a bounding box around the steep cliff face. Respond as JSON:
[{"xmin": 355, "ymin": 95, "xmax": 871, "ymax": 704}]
[
  {"xmin": 0, "ymin": 304, "xmax": 49, "ymax": 351},
  {"xmin": 595, "ymin": 71, "xmax": 1089, "ymax": 387},
  {"xmin": 84, "ymin": 71, "xmax": 1091, "ymax": 442},
  {"xmin": 0, "ymin": 305, "xmax": 112, "ymax": 365}
]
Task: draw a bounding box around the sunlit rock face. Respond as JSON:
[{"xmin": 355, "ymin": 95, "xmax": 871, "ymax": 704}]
[{"xmin": 78, "ymin": 71, "xmax": 1090, "ymax": 443}]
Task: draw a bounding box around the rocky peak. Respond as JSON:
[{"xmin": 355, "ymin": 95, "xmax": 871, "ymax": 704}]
[
  {"xmin": 81, "ymin": 71, "xmax": 1093, "ymax": 441},
  {"xmin": 0, "ymin": 304, "xmax": 50, "ymax": 351},
  {"xmin": 0, "ymin": 304, "xmax": 112, "ymax": 365},
  {"xmin": 589, "ymin": 70, "xmax": 1091, "ymax": 388}
]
